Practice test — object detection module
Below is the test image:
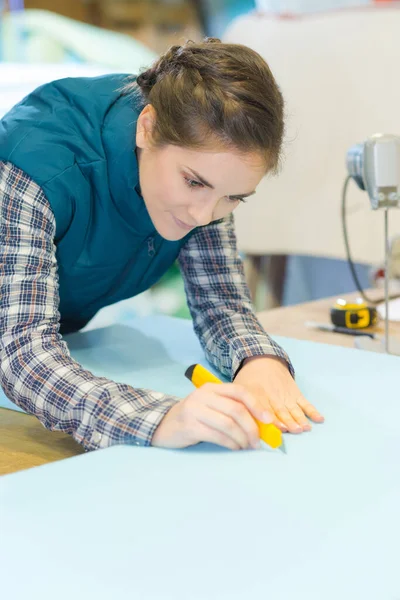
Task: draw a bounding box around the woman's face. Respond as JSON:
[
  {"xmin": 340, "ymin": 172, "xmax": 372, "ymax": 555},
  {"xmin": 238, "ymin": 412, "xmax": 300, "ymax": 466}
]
[{"xmin": 136, "ymin": 106, "xmax": 267, "ymax": 241}]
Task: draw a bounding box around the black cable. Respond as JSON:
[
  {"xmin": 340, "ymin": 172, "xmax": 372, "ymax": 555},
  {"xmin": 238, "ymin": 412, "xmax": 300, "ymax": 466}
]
[{"xmin": 341, "ymin": 175, "xmax": 379, "ymax": 306}]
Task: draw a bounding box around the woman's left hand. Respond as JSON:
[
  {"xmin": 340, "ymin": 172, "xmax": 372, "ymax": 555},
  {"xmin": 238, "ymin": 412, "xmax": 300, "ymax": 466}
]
[{"xmin": 234, "ymin": 355, "xmax": 324, "ymax": 433}]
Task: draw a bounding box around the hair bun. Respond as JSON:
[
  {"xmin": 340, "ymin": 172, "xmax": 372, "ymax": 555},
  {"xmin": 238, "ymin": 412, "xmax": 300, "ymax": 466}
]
[
  {"xmin": 136, "ymin": 69, "xmax": 157, "ymax": 92},
  {"xmin": 135, "ymin": 39, "xmax": 222, "ymax": 94},
  {"xmin": 204, "ymin": 37, "xmax": 222, "ymax": 44}
]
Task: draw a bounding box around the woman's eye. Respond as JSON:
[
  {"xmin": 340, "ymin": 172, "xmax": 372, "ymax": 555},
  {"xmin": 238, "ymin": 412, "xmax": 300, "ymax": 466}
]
[
  {"xmin": 184, "ymin": 177, "xmax": 203, "ymax": 189},
  {"xmin": 227, "ymin": 196, "xmax": 246, "ymax": 204}
]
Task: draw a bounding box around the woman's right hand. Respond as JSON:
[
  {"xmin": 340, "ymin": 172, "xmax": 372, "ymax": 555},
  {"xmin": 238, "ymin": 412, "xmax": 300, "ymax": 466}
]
[{"xmin": 151, "ymin": 383, "xmax": 273, "ymax": 450}]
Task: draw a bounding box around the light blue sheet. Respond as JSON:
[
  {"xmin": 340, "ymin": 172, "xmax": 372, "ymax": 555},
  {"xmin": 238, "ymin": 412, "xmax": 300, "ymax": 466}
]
[{"xmin": 0, "ymin": 315, "xmax": 399, "ymax": 599}]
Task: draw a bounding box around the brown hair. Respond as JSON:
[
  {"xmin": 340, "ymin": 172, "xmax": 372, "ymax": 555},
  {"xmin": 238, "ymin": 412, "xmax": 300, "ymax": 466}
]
[{"xmin": 125, "ymin": 38, "xmax": 285, "ymax": 173}]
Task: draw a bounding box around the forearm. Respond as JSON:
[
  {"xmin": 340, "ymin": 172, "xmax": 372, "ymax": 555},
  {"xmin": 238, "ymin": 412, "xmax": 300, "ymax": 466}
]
[
  {"xmin": 0, "ymin": 160, "xmax": 178, "ymax": 451},
  {"xmin": 179, "ymin": 214, "xmax": 294, "ymax": 379},
  {"xmin": 191, "ymin": 303, "xmax": 293, "ymax": 378},
  {"xmin": 0, "ymin": 325, "xmax": 179, "ymax": 450}
]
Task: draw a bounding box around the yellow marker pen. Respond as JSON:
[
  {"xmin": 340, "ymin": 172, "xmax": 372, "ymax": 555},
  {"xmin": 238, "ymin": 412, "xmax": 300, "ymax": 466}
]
[{"xmin": 185, "ymin": 363, "xmax": 285, "ymax": 452}]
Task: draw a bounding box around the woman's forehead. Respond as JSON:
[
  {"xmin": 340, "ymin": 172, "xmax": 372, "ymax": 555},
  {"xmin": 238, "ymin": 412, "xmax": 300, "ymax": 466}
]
[{"xmin": 166, "ymin": 144, "xmax": 266, "ymax": 173}]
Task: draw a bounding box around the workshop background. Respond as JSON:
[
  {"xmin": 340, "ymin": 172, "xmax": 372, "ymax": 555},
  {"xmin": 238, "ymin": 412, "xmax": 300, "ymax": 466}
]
[{"xmin": 1, "ymin": 0, "xmax": 398, "ymax": 327}]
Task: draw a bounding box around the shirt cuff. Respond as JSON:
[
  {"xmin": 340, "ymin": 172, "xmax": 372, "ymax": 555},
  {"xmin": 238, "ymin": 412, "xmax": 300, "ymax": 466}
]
[
  {"xmin": 84, "ymin": 392, "xmax": 180, "ymax": 451},
  {"xmin": 230, "ymin": 335, "xmax": 295, "ymax": 380}
]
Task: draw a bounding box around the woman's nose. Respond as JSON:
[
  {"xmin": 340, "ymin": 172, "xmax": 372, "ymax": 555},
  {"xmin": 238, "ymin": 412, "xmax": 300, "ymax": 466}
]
[{"xmin": 187, "ymin": 199, "xmax": 216, "ymax": 227}]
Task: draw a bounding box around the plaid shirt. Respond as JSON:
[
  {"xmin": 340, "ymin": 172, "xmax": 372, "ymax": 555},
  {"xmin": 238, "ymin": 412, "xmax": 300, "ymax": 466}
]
[{"xmin": 0, "ymin": 160, "xmax": 292, "ymax": 451}]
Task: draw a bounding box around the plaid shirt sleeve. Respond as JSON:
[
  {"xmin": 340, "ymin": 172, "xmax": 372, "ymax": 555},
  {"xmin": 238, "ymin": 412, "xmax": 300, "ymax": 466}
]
[
  {"xmin": 0, "ymin": 161, "xmax": 180, "ymax": 451},
  {"xmin": 178, "ymin": 213, "xmax": 294, "ymax": 380}
]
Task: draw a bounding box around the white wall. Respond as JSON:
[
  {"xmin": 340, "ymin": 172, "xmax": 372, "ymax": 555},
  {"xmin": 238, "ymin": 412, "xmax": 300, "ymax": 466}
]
[{"xmin": 255, "ymin": 0, "xmax": 371, "ymax": 14}]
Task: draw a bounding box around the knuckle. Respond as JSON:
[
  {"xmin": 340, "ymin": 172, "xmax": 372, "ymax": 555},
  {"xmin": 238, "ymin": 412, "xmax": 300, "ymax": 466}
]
[
  {"xmin": 228, "ymin": 443, "xmax": 239, "ymax": 451},
  {"xmin": 234, "ymin": 391, "xmax": 256, "ymax": 411},
  {"xmin": 225, "ymin": 417, "xmax": 237, "ymax": 433},
  {"xmin": 201, "ymin": 382, "xmax": 214, "ymax": 393},
  {"xmin": 231, "ymin": 383, "xmax": 247, "ymax": 396},
  {"xmin": 191, "ymin": 386, "xmax": 210, "ymax": 402},
  {"xmin": 249, "ymin": 422, "xmax": 260, "ymax": 437},
  {"xmin": 276, "ymin": 409, "xmax": 288, "ymax": 420},
  {"xmin": 290, "ymin": 408, "xmax": 304, "ymax": 418},
  {"xmin": 231, "ymin": 403, "xmax": 246, "ymax": 419},
  {"xmin": 228, "ymin": 438, "xmax": 241, "ymax": 451},
  {"xmin": 217, "ymin": 433, "xmax": 236, "ymax": 450}
]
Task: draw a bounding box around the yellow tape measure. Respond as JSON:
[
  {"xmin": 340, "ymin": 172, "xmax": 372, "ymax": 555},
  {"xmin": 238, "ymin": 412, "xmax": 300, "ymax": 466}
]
[{"xmin": 330, "ymin": 298, "xmax": 378, "ymax": 329}]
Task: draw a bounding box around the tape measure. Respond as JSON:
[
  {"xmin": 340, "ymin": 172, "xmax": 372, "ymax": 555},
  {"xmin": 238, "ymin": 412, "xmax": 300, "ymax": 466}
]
[{"xmin": 330, "ymin": 298, "xmax": 378, "ymax": 329}]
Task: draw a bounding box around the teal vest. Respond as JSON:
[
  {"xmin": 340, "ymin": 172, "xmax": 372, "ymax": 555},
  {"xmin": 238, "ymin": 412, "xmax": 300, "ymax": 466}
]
[{"xmin": 0, "ymin": 75, "xmax": 192, "ymax": 332}]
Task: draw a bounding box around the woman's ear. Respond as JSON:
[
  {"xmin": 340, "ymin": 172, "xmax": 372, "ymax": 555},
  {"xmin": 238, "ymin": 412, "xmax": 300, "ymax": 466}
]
[{"xmin": 136, "ymin": 104, "xmax": 156, "ymax": 149}]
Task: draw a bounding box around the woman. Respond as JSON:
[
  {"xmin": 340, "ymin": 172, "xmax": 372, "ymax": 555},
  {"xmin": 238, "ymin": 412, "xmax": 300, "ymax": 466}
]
[{"xmin": 0, "ymin": 39, "xmax": 324, "ymax": 452}]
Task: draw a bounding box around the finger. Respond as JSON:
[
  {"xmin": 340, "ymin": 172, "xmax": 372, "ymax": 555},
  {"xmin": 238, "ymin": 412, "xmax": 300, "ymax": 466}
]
[
  {"xmin": 198, "ymin": 406, "xmax": 251, "ymax": 450},
  {"xmin": 206, "ymin": 383, "xmax": 273, "ymax": 423},
  {"xmin": 288, "ymin": 405, "xmax": 312, "ymax": 431},
  {"xmin": 203, "ymin": 395, "xmax": 260, "ymax": 449},
  {"xmin": 297, "ymin": 396, "xmax": 325, "ymax": 423},
  {"xmin": 264, "ymin": 412, "xmax": 288, "ymax": 432},
  {"xmin": 274, "ymin": 407, "xmax": 303, "ymax": 434},
  {"xmin": 273, "ymin": 419, "xmax": 289, "ymax": 433},
  {"xmin": 194, "ymin": 421, "xmax": 242, "ymax": 451}
]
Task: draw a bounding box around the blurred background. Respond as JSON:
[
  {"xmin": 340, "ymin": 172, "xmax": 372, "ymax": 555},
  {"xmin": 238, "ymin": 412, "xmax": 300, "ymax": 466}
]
[{"xmin": 1, "ymin": 0, "xmax": 399, "ymax": 327}]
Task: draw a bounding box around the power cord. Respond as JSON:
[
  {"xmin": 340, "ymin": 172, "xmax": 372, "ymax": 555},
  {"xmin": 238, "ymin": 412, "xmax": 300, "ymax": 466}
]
[{"xmin": 341, "ymin": 175, "xmax": 380, "ymax": 306}]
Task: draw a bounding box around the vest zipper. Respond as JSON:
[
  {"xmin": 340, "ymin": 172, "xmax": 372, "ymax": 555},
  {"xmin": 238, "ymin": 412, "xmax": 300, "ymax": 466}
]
[{"xmin": 147, "ymin": 237, "xmax": 155, "ymax": 257}]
